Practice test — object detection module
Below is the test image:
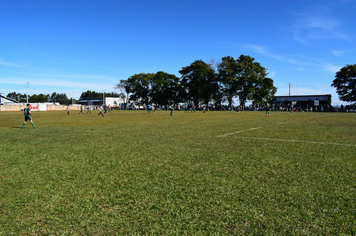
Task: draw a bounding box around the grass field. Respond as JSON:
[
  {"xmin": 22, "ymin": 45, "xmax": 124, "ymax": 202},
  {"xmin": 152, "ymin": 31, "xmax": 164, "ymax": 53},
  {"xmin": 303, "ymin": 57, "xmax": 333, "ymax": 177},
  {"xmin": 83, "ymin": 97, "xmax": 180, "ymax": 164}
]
[{"xmin": 0, "ymin": 109, "xmax": 355, "ymax": 235}]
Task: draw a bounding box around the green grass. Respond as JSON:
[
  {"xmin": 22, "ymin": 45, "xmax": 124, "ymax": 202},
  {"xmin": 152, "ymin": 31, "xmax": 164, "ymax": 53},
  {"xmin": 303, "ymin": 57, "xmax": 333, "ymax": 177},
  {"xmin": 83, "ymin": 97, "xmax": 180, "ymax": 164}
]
[{"xmin": 0, "ymin": 110, "xmax": 355, "ymax": 235}]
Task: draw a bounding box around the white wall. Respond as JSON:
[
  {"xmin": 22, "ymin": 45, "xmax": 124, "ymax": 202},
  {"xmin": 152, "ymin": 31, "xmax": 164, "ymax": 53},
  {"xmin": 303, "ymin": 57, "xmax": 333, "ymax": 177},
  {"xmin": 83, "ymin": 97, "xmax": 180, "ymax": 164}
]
[{"xmin": 105, "ymin": 97, "xmax": 125, "ymax": 106}]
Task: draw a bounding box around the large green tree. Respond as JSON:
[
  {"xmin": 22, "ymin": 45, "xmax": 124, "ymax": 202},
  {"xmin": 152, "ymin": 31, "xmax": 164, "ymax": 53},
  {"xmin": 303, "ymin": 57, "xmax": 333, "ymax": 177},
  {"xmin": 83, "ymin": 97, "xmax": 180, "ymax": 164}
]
[
  {"xmin": 251, "ymin": 77, "xmax": 277, "ymax": 104},
  {"xmin": 50, "ymin": 92, "xmax": 70, "ymax": 104},
  {"xmin": 123, "ymin": 73, "xmax": 155, "ymax": 106},
  {"xmin": 150, "ymin": 71, "xmax": 180, "ymax": 105},
  {"xmin": 235, "ymin": 55, "xmax": 276, "ymax": 107},
  {"xmin": 331, "ymin": 64, "xmax": 356, "ymax": 103},
  {"xmin": 179, "ymin": 60, "xmax": 218, "ymax": 105},
  {"xmin": 217, "ymin": 55, "xmax": 276, "ymax": 107},
  {"xmin": 217, "ymin": 56, "xmax": 241, "ymax": 107}
]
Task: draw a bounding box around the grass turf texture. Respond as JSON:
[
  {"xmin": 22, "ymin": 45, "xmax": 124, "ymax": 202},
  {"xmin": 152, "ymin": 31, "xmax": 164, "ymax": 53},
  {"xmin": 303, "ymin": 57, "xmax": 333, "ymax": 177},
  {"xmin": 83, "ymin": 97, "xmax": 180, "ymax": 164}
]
[{"xmin": 0, "ymin": 110, "xmax": 355, "ymax": 235}]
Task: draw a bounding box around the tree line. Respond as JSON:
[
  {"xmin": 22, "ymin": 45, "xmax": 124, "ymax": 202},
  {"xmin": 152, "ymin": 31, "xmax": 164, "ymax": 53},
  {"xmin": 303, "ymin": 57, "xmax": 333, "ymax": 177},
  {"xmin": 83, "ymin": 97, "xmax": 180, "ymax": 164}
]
[
  {"xmin": 117, "ymin": 57, "xmax": 356, "ymax": 107},
  {"xmin": 6, "ymin": 54, "xmax": 277, "ymax": 106},
  {"xmin": 117, "ymin": 55, "xmax": 277, "ymax": 108},
  {"xmin": 6, "ymin": 92, "xmax": 72, "ymax": 104},
  {"xmin": 5, "ymin": 90, "xmax": 123, "ymax": 104}
]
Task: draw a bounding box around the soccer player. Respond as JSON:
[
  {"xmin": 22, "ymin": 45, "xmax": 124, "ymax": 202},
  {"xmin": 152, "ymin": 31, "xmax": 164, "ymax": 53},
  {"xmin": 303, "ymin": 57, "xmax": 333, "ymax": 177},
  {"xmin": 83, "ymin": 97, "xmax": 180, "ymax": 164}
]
[
  {"xmin": 104, "ymin": 104, "xmax": 108, "ymax": 114},
  {"xmin": 22, "ymin": 104, "xmax": 35, "ymax": 129},
  {"xmin": 79, "ymin": 105, "xmax": 84, "ymax": 114},
  {"xmin": 265, "ymin": 103, "xmax": 270, "ymax": 116},
  {"xmin": 66, "ymin": 105, "xmax": 70, "ymax": 115},
  {"xmin": 86, "ymin": 105, "xmax": 91, "ymax": 114},
  {"xmin": 169, "ymin": 104, "xmax": 174, "ymax": 116},
  {"xmin": 147, "ymin": 104, "xmax": 152, "ymax": 113},
  {"xmin": 98, "ymin": 106, "xmax": 104, "ymax": 117}
]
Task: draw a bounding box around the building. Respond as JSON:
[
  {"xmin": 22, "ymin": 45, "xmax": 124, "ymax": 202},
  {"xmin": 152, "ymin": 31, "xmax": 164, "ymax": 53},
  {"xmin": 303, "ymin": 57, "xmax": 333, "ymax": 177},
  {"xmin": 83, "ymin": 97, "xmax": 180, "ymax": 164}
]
[
  {"xmin": 275, "ymin": 94, "xmax": 332, "ymax": 111},
  {"xmin": 0, "ymin": 93, "xmax": 19, "ymax": 105},
  {"xmin": 78, "ymin": 97, "xmax": 126, "ymax": 107}
]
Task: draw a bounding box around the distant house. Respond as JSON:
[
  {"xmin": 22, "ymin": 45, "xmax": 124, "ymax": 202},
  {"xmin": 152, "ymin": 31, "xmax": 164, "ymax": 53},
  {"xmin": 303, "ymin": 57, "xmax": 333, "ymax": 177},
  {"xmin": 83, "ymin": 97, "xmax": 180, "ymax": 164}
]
[
  {"xmin": 78, "ymin": 97, "xmax": 126, "ymax": 106},
  {"xmin": 0, "ymin": 93, "xmax": 19, "ymax": 105},
  {"xmin": 77, "ymin": 97, "xmax": 103, "ymax": 106},
  {"xmin": 275, "ymin": 94, "xmax": 332, "ymax": 110}
]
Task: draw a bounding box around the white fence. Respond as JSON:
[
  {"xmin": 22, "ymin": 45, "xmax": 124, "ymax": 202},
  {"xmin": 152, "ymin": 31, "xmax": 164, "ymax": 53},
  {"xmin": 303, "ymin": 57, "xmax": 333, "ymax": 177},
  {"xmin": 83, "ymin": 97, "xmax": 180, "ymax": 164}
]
[{"xmin": 0, "ymin": 104, "xmax": 81, "ymax": 112}]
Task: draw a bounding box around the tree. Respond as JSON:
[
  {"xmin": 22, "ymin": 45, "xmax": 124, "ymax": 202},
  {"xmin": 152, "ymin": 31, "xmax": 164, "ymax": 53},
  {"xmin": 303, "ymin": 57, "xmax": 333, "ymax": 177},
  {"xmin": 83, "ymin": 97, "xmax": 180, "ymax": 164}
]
[
  {"xmin": 123, "ymin": 73, "xmax": 155, "ymax": 106},
  {"xmin": 29, "ymin": 93, "xmax": 50, "ymax": 103},
  {"xmin": 50, "ymin": 92, "xmax": 70, "ymax": 104},
  {"xmin": 79, "ymin": 90, "xmax": 121, "ymax": 102},
  {"xmin": 179, "ymin": 60, "xmax": 218, "ymax": 105},
  {"xmin": 150, "ymin": 71, "xmax": 180, "ymax": 105},
  {"xmin": 251, "ymin": 77, "xmax": 277, "ymax": 104},
  {"xmin": 79, "ymin": 90, "xmax": 98, "ymax": 99},
  {"xmin": 331, "ymin": 64, "xmax": 356, "ymax": 103},
  {"xmin": 235, "ymin": 55, "xmax": 276, "ymax": 107},
  {"xmin": 50, "ymin": 92, "xmax": 58, "ymax": 103},
  {"xmin": 217, "ymin": 55, "xmax": 276, "ymax": 107},
  {"xmin": 6, "ymin": 92, "xmax": 26, "ymax": 102},
  {"xmin": 217, "ymin": 56, "xmax": 241, "ymax": 107},
  {"xmin": 7, "ymin": 92, "xmax": 51, "ymax": 103},
  {"xmin": 116, "ymin": 80, "xmax": 129, "ymax": 109}
]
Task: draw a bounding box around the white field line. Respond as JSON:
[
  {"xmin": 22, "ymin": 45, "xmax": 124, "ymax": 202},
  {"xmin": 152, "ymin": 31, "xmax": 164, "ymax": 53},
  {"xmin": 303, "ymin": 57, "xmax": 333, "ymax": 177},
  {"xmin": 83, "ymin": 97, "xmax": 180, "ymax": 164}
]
[
  {"xmin": 216, "ymin": 121, "xmax": 291, "ymax": 138},
  {"xmin": 216, "ymin": 121, "xmax": 356, "ymax": 147},
  {"xmin": 232, "ymin": 136, "xmax": 356, "ymax": 147}
]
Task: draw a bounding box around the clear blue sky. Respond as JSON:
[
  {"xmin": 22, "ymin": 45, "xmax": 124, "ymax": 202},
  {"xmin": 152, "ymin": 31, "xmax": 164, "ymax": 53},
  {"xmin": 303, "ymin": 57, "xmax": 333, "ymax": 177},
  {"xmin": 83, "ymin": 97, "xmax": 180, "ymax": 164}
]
[{"xmin": 1, "ymin": 0, "xmax": 355, "ymax": 105}]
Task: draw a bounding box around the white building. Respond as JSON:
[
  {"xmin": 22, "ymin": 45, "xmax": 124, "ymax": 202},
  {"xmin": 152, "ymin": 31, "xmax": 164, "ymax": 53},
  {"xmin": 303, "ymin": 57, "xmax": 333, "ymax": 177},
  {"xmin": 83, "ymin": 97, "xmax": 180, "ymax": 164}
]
[{"xmin": 0, "ymin": 93, "xmax": 19, "ymax": 105}]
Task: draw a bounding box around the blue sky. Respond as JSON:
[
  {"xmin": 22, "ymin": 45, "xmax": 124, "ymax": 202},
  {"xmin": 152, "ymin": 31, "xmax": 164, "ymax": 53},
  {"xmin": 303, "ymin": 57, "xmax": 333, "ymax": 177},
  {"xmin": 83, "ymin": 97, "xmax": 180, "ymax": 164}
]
[{"xmin": 0, "ymin": 0, "xmax": 355, "ymax": 105}]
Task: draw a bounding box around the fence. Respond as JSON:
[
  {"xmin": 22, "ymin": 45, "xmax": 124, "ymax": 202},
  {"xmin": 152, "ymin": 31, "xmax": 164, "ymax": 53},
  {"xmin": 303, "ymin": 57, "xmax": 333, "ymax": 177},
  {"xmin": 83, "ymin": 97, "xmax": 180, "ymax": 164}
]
[{"xmin": 0, "ymin": 104, "xmax": 81, "ymax": 112}]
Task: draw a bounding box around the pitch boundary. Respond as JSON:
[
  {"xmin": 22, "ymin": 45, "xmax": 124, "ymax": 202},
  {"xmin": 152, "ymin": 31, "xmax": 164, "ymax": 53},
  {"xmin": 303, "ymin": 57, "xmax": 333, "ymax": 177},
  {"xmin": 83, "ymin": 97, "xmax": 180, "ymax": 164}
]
[
  {"xmin": 230, "ymin": 136, "xmax": 356, "ymax": 147},
  {"xmin": 216, "ymin": 121, "xmax": 291, "ymax": 138},
  {"xmin": 216, "ymin": 121, "xmax": 355, "ymax": 147}
]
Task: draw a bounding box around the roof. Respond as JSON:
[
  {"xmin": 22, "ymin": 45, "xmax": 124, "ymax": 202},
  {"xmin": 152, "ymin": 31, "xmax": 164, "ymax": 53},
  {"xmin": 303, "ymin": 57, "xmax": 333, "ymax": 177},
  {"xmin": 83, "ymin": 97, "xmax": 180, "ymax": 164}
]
[
  {"xmin": 275, "ymin": 94, "xmax": 331, "ymax": 102},
  {"xmin": 0, "ymin": 94, "xmax": 19, "ymax": 104}
]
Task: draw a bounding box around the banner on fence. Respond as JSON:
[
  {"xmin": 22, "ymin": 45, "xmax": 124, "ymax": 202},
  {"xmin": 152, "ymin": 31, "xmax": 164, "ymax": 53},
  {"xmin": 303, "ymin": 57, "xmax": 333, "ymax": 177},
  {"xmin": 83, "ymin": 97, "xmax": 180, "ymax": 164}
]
[{"xmin": 30, "ymin": 104, "xmax": 39, "ymax": 111}]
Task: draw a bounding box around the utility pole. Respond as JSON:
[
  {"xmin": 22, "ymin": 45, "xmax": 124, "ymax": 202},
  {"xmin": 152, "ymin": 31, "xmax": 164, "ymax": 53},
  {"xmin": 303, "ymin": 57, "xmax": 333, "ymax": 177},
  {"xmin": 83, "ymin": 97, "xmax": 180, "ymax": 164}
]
[
  {"xmin": 26, "ymin": 82, "xmax": 29, "ymax": 103},
  {"xmin": 289, "ymin": 83, "xmax": 291, "ymax": 96}
]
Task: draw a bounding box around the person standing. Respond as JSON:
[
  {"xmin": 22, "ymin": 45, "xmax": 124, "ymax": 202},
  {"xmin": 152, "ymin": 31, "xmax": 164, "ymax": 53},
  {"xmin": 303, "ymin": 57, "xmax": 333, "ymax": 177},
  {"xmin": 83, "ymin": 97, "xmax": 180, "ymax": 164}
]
[
  {"xmin": 290, "ymin": 103, "xmax": 294, "ymax": 114},
  {"xmin": 22, "ymin": 104, "xmax": 35, "ymax": 129},
  {"xmin": 147, "ymin": 104, "xmax": 152, "ymax": 113},
  {"xmin": 265, "ymin": 103, "xmax": 271, "ymax": 116},
  {"xmin": 66, "ymin": 105, "xmax": 70, "ymax": 115},
  {"xmin": 79, "ymin": 105, "xmax": 84, "ymax": 114},
  {"xmin": 170, "ymin": 104, "xmax": 174, "ymax": 116}
]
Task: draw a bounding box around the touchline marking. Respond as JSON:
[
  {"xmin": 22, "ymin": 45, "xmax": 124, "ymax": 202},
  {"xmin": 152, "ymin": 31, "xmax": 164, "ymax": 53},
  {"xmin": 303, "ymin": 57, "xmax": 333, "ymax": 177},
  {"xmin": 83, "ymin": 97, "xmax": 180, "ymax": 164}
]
[
  {"xmin": 232, "ymin": 137, "xmax": 356, "ymax": 147},
  {"xmin": 216, "ymin": 121, "xmax": 355, "ymax": 147},
  {"xmin": 217, "ymin": 121, "xmax": 291, "ymax": 138}
]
